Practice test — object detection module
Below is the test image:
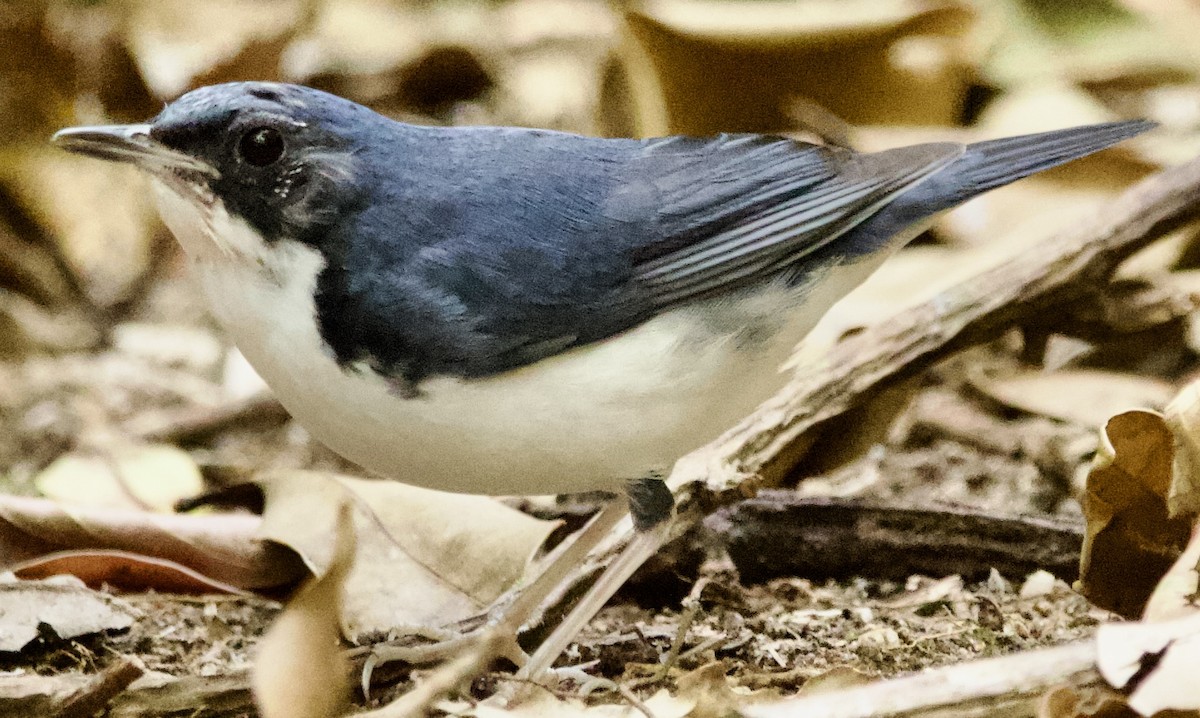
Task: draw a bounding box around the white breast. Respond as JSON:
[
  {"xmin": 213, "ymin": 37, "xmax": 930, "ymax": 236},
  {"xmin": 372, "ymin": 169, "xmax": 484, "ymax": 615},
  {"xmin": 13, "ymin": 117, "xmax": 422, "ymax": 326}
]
[{"xmin": 154, "ymin": 184, "xmax": 888, "ymax": 496}]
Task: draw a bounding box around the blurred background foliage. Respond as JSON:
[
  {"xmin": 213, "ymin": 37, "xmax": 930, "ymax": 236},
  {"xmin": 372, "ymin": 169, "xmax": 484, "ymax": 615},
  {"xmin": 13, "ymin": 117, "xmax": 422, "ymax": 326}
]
[{"xmin": 1, "ymin": 0, "xmax": 1199, "ymax": 488}]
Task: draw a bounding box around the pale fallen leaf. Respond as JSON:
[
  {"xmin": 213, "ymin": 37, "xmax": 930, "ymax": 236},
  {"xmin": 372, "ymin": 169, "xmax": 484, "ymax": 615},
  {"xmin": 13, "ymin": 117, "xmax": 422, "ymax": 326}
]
[
  {"xmin": 35, "ymin": 455, "xmax": 137, "ymax": 510},
  {"xmin": 35, "ymin": 444, "xmax": 204, "ymax": 513},
  {"xmin": 1117, "ymin": 0, "xmax": 1200, "ymax": 69},
  {"xmin": 0, "ymin": 576, "xmax": 134, "ymax": 652},
  {"xmin": 790, "ymin": 246, "xmax": 984, "ymax": 362},
  {"xmin": 1143, "ymin": 525, "xmax": 1200, "ymax": 622},
  {"xmin": 1096, "ymin": 612, "xmax": 1200, "ymax": 715},
  {"xmin": 497, "ymin": 0, "xmax": 617, "ymax": 49},
  {"xmin": 284, "ymin": 0, "xmax": 426, "ymax": 80},
  {"xmin": 1163, "ymin": 380, "xmax": 1200, "ymax": 517},
  {"xmin": 971, "ymin": 370, "xmax": 1175, "ymax": 428},
  {"xmin": 256, "ymin": 471, "xmax": 556, "ymax": 642},
  {"xmin": 111, "ymin": 323, "xmax": 224, "ymax": 376},
  {"xmin": 254, "ymin": 501, "xmax": 354, "ymax": 718},
  {"xmin": 1079, "ymin": 410, "xmax": 1193, "ymax": 617}
]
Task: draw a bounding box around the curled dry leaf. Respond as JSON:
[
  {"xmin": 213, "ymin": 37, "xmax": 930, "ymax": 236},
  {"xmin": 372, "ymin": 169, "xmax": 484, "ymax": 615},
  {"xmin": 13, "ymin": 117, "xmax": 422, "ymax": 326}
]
[
  {"xmin": 255, "ymin": 471, "xmax": 556, "ymax": 642},
  {"xmin": 0, "ymin": 577, "xmax": 134, "ymax": 652},
  {"xmin": 1079, "ymin": 410, "xmax": 1194, "ymax": 617},
  {"xmin": 253, "ymin": 501, "xmax": 354, "ymax": 718}
]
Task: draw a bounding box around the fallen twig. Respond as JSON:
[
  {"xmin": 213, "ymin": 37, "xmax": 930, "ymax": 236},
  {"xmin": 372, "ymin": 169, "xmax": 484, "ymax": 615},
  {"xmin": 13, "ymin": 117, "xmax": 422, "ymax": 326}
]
[
  {"xmin": 747, "ymin": 639, "xmax": 1099, "ymax": 718},
  {"xmin": 747, "ymin": 610, "xmax": 1200, "ymax": 717},
  {"xmin": 710, "ymin": 494, "xmax": 1084, "ymax": 584}
]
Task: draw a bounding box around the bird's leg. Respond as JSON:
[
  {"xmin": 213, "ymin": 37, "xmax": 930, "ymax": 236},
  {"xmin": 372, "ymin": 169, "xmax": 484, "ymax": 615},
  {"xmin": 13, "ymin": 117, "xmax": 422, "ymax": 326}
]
[
  {"xmin": 367, "ymin": 493, "xmax": 629, "ymax": 668},
  {"xmin": 516, "ymin": 477, "xmax": 674, "ymax": 681},
  {"xmin": 491, "ymin": 495, "xmax": 631, "ymax": 634}
]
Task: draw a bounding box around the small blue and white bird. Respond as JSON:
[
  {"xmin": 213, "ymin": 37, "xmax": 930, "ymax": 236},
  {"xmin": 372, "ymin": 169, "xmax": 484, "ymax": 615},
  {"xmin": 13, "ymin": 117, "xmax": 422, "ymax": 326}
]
[{"xmin": 54, "ymin": 82, "xmax": 1150, "ymax": 675}]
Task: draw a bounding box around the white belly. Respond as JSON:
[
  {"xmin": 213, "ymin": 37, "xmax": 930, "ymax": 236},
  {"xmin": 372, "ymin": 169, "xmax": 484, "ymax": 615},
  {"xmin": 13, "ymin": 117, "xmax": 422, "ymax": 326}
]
[{"xmin": 154, "ymin": 184, "xmax": 889, "ymax": 496}]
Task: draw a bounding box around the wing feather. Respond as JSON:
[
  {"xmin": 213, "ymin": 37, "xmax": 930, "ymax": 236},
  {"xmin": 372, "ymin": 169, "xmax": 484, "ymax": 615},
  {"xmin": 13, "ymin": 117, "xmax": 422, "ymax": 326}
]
[{"xmin": 629, "ymin": 139, "xmax": 963, "ymax": 306}]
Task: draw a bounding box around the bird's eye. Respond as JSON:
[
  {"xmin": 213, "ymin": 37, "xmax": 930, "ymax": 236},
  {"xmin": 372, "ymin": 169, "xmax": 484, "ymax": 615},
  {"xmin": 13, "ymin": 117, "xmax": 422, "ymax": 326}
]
[{"xmin": 238, "ymin": 127, "xmax": 284, "ymax": 167}]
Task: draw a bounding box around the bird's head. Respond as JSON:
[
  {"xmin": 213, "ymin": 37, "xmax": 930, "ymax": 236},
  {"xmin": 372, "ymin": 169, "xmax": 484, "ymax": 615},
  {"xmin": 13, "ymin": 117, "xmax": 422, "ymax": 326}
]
[{"xmin": 54, "ymin": 82, "xmax": 373, "ymax": 263}]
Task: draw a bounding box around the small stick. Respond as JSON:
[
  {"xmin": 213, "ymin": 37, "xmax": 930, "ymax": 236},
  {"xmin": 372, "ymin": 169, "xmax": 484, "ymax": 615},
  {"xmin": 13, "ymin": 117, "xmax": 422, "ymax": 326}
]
[
  {"xmin": 643, "ymin": 577, "xmax": 710, "ymax": 685},
  {"xmin": 53, "ymin": 657, "xmax": 144, "ymax": 718},
  {"xmin": 712, "ymin": 495, "xmax": 1084, "ymax": 584}
]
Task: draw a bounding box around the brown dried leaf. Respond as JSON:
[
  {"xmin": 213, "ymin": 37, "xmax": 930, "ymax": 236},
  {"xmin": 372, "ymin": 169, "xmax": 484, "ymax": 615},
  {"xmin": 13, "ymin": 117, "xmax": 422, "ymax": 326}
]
[
  {"xmin": 1078, "ymin": 410, "xmax": 1193, "ymax": 617},
  {"xmin": 0, "ymin": 495, "xmax": 303, "ymax": 591},
  {"xmin": 13, "ymin": 550, "xmax": 248, "ymax": 595},
  {"xmin": 256, "ymin": 471, "xmax": 556, "ymax": 642}
]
